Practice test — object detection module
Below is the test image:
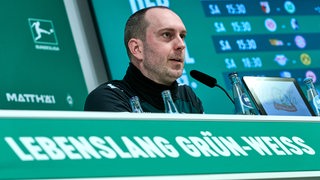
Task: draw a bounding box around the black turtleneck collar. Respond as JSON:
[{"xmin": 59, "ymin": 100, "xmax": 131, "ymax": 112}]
[{"xmin": 123, "ymin": 63, "xmax": 178, "ymax": 110}]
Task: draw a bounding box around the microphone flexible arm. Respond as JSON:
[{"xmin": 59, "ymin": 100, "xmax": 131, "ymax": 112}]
[
  {"xmin": 190, "ymin": 70, "xmax": 235, "ymax": 105},
  {"xmin": 215, "ymin": 84, "xmax": 235, "ymax": 104}
]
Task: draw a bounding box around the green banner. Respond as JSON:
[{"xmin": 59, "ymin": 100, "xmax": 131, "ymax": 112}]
[
  {"xmin": 1, "ymin": 112, "xmax": 320, "ymax": 179},
  {"xmin": 0, "ymin": 0, "xmax": 88, "ymax": 111}
]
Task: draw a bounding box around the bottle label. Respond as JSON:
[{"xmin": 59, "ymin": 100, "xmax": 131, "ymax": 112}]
[
  {"xmin": 241, "ymin": 94, "xmax": 254, "ymax": 109},
  {"xmin": 313, "ymin": 95, "xmax": 320, "ymax": 105},
  {"xmin": 312, "ymin": 95, "xmax": 320, "ymax": 115}
]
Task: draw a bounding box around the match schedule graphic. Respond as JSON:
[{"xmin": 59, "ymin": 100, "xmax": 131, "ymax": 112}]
[{"xmin": 91, "ymin": 0, "xmax": 320, "ymax": 114}]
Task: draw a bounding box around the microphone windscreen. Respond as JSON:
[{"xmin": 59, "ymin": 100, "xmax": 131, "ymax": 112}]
[{"xmin": 190, "ymin": 70, "xmax": 217, "ymax": 88}]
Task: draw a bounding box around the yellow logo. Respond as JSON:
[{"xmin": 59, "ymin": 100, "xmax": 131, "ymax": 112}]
[{"xmin": 300, "ymin": 53, "xmax": 311, "ymax": 66}]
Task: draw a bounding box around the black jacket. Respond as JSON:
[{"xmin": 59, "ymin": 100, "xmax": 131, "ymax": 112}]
[{"xmin": 84, "ymin": 63, "xmax": 204, "ymax": 113}]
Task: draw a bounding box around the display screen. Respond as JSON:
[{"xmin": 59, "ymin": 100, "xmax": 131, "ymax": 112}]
[
  {"xmin": 242, "ymin": 76, "xmax": 314, "ymax": 116},
  {"xmin": 90, "ymin": 0, "xmax": 320, "ymax": 114}
]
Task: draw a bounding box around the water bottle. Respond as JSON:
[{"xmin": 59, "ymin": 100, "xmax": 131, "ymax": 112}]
[
  {"xmin": 228, "ymin": 72, "xmax": 257, "ymax": 115},
  {"xmin": 161, "ymin": 90, "xmax": 179, "ymax": 114},
  {"xmin": 130, "ymin": 96, "xmax": 144, "ymax": 113},
  {"xmin": 303, "ymin": 77, "xmax": 320, "ymax": 116}
]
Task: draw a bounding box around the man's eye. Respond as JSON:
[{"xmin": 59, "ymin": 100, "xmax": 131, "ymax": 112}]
[
  {"xmin": 180, "ymin": 34, "xmax": 186, "ymax": 40},
  {"xmin": 162, "ymin": 32, "xmax": 172, "ymax": 38}
]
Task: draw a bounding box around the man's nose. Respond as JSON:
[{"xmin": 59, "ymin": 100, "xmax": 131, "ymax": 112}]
[{"xmin": 174, "ymin": 36, "xmax": 186, "ymax": 50}]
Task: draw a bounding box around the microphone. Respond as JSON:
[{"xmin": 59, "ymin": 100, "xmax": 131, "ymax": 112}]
[
  {"xmin": 190, "ymin": 70, "xmax": 217, "ymax": 88},
  {"xmin": 190, "ymin": 70, "xmax": 235, "ymax": 104}
]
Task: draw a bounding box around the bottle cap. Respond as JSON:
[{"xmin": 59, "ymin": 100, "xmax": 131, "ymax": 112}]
[{"xmin": 303, "ymin": 77, "xmax": 313, "ymax": 84}]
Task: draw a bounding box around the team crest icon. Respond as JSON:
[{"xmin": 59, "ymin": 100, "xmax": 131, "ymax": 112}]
[
  {"xmin": 300, "ymin": 53, "xmax": 311, "ymax": 66},
  {"xmin": 28, "ymin": 18, "xmax": 58, "ymax": 45},
  {"xmin": 260, "ymin": 1, "xmax": 271, "ymax": 14}
]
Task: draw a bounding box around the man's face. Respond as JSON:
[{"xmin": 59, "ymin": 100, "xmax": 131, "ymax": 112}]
[{"xmin": 140, "ymin": 8, "xmax": 187, "ymax": 86}]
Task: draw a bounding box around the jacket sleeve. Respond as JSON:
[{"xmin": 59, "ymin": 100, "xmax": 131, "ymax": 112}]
[
  {"xmin": 177, "ymin": 85, "xmax": 205, "ymax": 114},
  {"xmin": 84, "ymin": 83, "xmax": 131, "ymax": 112}
]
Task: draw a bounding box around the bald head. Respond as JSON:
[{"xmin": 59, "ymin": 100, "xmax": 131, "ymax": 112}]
[{"xmin": 124, "ymin": 6, "xmax": 182, "ymax": 59}]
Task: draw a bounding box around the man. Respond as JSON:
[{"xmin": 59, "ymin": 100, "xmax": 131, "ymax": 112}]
[{"xmin": 84, "ymin": 6, "xmax": 204, "ymax": 113}]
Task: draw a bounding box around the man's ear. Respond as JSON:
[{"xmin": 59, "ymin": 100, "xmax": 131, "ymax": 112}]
[{"xmin": 128, "ymin": 38, "xmax": 143, "ymax": 60}]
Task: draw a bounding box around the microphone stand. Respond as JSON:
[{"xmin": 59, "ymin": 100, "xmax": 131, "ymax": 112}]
[{"xmin": 215, "ymin": 84, "xmax": 235, "ymax": 104}]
